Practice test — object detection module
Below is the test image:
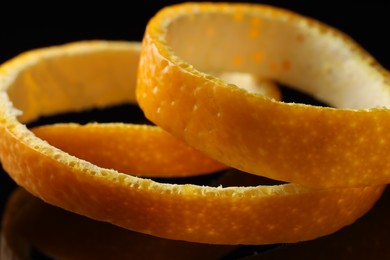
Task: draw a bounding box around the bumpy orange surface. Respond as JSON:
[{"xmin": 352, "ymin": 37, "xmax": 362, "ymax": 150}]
[
  {"xmin": 0, "ymin": 2, "xmax": 388, "ymax": 246},
  {"xmin": 32, "ymin": 123, "xmax": 227, "ymax": 177}
]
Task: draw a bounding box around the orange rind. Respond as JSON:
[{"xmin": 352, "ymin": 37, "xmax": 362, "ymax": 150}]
[
  {"xmin": 31, "ymin": 123, "xmax": 227, "ymax": 178},
  {"xmin": 136, "ymin": 2, "xmax": 390, "ymax": 188},
  {"xmin": 0, "ymin": 40, "xmax": 384, "ymax": 245}
]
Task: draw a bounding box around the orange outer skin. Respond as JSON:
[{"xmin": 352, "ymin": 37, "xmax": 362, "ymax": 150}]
[
  {"xmin": 0, "ymin": 40, "xmax": 385, "ymax": 245},
  {"xmin": 136, "ymin": 2, "xmax": 390, "ymax": 188},
  {"xmin": 31, "ymin": 123, "xmax": 227, "ymax": 178}
]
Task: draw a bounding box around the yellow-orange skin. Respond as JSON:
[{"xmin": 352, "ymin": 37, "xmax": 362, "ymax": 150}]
[
  {"xmin": 32, "ymin": 123, "xmax": 227, "ymax": 178},
  {"xmin": 0, "ymin": 40, "xmax": 385, "ymax": 245},
  {"xmin": 137, "ymin": 2, "xmax": 390, "ymax": 188}
]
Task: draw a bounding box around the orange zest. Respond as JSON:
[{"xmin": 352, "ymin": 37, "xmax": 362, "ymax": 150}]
[
  {"xmin": 136, "ymin": 2, "xmax": 390, "ymax": 188},
  {"xmin": 31, "ymin": 123, "xmax": 227, "ymax": 177},
  {"xmin": 0, "ymin": 3, "xmax": 388, "ymax": 246}
]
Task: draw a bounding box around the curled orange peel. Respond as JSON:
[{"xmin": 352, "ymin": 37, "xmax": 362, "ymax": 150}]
[
  {"xmin": 136, "ymin": 2, "xmax": 390, "ymax": 188},
  {"xmin": 0, "ymin": 7, "xmax": 386, "ymax": 246}
]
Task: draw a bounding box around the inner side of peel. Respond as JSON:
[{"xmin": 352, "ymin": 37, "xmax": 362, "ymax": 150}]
[
  {"xmin": 3, "ymin": 41, "xmax": 140, "ymax": 124},
  {"xmin": 159, "ymin": 3, "xmax": 390, "ymax": 109}
]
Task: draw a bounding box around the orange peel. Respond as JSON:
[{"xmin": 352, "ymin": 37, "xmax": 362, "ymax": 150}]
[
  {"xmin": 136, "ymin": 2, "xmax": 390, "ymax": 188},
  {"xmin": 31, "ymin": 123, "xmax": 227, "ymax": 178},
  {"xmin": 0, "ymin": 40, "xmax": 385, "ymax": 245}
]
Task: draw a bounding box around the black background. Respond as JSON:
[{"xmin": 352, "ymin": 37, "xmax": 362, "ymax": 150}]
[
  {"xmin": 1, "ymin": 1, "xmax": 390, "ymax": 68},
  {"xmin": 1, "ymin": 1, "xmax": 390, "ymax": 259}
]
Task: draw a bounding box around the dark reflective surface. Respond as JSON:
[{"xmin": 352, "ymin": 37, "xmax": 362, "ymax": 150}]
[{"xmin": 1, "ymin": 1, "xmax": 390, "ymax": 259}]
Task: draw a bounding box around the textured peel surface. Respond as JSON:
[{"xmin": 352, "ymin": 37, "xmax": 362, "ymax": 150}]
[{"xmin": 0, "ymin": 9, "xmax": 387, "ymax": 245}]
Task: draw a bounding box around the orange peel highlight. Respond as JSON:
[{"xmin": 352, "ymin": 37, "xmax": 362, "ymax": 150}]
[
  {"xmin": 136, "ymin": 2, "xmax": 390, "ymax": 188},
  {"xmin": 0, "ymin": 40, "xmax": 385, "ymax": 245}
]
